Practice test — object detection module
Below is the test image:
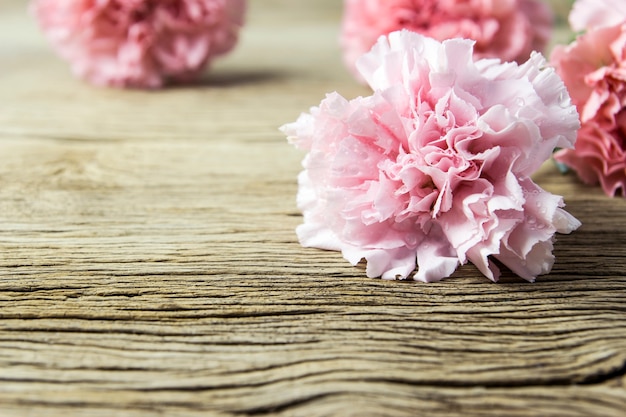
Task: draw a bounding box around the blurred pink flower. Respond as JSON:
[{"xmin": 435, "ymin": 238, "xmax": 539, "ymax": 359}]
[
  {"xmin": 340, "ymin": 0, "xmax": 553, "ymax": 81},
  {"xmin": 569, "ymin": 0, "xmax": 626, "ymax": 32},
  {"xmin": 555, "ymin": 123, "xmax": 626, "ymax": 196},
  {"xmin": 282, "ymin": 31, "xmax": 580, "ymax": 282},
  {"xmin": 32, "ymin": 0, "xmax": 246, "ymax": 88},
  {"xmin": 552, "ymin": 22, "xmax": 626, "ymax": 197}
]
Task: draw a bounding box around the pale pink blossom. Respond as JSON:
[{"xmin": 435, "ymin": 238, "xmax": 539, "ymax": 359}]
[
  {"xmin": 282, "ymin": 31, "xmax": 580, "ymax": 282},
  {"xmin": 31, "ymin": 0, "xmax": 246, "ymax": 88},
  {"xmin": 340, "ymin": 0, "xmax": 553, "ymax": 81},
  {"xmin": 551, "ymin": 22, "xmax": 626, "ymax": 197},
  {"xmin": 569, "ymin": 0, "xmax": 626, "ymax": 32}
]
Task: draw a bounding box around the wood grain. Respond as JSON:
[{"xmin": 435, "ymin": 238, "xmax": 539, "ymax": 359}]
[{"xmin": 1, "ymin": 1, "xmax": 626, "ymax": 416}]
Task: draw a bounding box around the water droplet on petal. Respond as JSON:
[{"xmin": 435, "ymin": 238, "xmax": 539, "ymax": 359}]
[
  {"xmin": 535, "ymin": 202, "xmax": 547, "ymax": 215},
  {"xmin": 347, "ymin": 165, "xmax": 360, "ymax": 176},
  {"xmin": 406, "ymin": 234, "xmax": 418, "ymax": 246}
]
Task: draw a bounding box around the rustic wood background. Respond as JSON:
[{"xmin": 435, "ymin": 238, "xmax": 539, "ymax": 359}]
[{"xmin": 1, "ymin": 1, "xmax": 625, "ymax": 416}]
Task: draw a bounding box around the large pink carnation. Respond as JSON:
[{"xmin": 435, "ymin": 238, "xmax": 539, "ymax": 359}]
[
  {"xmin": 552, "ymin": 22, "xmax": 626, "ymax": 197},
  {"xmin": 340, "ymin": 0, "xmax": 553, "ymax": 81},
  {"xmin": 283, "ymin": 31, "xmax": 581, "ymax": 282},
  {"xmin": 31, "ymin": 0, "xmax": 246, "ymax": 88}
]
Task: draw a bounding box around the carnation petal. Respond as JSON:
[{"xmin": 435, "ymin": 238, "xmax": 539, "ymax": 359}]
[{"xmin": 414, "ymin": 238, "xmax": 459, "ymax": 283}]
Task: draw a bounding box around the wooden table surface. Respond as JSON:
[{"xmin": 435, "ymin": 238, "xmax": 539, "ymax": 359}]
[{"xmin": 1, "ymin": 1, "xmax": 625, "ymax": 416}]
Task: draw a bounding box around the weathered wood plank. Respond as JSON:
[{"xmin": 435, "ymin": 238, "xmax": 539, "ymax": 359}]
[{"xmin": 1, "ymin": 0, "xmax": 626, "ymax": 416}]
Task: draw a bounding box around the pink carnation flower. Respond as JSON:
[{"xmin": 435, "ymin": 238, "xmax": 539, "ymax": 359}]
[
  {"xmin": 31, "ymin": 0, "xmax": 247, "ymax": 88},
  {"xmin": 340, "ymin": 0, "xmax": 553, "ymax": 81},
  {"xmin": 552, "ymin": 22, "xmax": 626, "ymax": 197},
  {"xmin": 569, "ymin": 0, "xmax": 626, "ymax": 32},
  {"xmin": 282, "ymin": 31, "xmax": 581, "ymax": 282}
]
